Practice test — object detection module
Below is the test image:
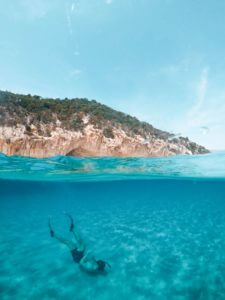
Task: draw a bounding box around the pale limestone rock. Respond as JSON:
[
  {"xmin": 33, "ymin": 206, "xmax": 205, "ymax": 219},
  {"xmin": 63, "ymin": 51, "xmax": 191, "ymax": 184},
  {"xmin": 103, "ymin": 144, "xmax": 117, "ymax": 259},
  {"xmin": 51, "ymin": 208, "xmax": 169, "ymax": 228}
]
[{"xmin": 0, "ymin": 122, "xmax": 199, "ymax": 158}]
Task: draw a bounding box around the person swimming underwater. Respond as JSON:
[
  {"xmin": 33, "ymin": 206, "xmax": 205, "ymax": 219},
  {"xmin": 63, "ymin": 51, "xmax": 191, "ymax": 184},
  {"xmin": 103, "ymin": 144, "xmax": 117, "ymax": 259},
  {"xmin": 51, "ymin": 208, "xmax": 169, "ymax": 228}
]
[{"xmin": 48, "ymin": 214, "xmax": 111, "ymax": 274}]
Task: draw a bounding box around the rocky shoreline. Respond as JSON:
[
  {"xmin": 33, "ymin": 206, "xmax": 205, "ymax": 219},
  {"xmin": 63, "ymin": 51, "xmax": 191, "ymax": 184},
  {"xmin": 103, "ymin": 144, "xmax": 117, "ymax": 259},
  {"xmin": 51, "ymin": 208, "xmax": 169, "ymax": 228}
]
[
  {"xmin": 0, "ymin": 91, "xmax": 209, "ymax": 158},
  {"xmin": 0, "ymin": 123, "xmax": 209, "ymax": 158}
]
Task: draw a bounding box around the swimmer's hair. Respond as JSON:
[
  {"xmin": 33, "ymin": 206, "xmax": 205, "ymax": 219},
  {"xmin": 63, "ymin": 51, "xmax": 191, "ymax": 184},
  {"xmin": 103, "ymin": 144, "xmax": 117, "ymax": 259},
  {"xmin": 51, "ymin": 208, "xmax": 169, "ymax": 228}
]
[{"xmin": 96, "ymin": 260, "xmax": 111, "ymax": 271}]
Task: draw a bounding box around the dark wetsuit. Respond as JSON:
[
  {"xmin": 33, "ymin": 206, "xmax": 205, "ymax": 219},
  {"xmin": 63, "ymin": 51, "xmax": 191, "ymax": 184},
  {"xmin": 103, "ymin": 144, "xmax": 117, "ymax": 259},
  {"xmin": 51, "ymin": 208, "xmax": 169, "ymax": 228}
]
[{"xmin": 71, "ymin": 248, "xmax": 84, "ymax": 263}]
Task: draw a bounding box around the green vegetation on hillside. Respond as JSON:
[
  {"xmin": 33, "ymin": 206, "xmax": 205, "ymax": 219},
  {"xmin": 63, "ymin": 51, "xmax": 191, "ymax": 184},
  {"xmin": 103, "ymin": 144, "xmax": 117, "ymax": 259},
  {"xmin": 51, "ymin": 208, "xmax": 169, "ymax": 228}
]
[{"xmin": 0, "ymin": 90, "xmax": 169, "ymax": 139}]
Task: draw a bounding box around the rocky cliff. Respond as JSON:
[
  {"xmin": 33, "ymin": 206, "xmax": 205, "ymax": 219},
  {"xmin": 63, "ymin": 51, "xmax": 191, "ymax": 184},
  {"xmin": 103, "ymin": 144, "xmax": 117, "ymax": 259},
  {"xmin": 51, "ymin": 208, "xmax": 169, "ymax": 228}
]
[{"xmin": 0, "ymin": 91, "xmax": 209, "ymax": 158}]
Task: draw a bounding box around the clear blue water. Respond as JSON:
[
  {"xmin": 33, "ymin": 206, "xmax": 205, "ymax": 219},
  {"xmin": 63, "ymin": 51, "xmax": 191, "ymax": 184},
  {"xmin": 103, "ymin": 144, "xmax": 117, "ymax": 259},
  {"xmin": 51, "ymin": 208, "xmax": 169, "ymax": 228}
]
[{"xmin": 1, "ymin": 152, "xmax": 225, "ymax": 299}]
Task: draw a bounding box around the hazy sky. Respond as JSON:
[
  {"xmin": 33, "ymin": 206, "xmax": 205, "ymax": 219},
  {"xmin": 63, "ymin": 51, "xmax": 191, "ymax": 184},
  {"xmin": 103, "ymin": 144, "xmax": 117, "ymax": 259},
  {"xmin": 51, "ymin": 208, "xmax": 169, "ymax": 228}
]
[{"xmin": 0, "ymin": 0, "xmax": 225, "ymax": 149}]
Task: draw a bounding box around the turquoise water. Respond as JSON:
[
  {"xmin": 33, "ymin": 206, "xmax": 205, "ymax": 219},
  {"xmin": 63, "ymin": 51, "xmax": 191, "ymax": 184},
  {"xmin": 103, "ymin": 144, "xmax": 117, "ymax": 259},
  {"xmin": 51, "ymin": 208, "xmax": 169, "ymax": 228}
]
[{"xmin": 1, "ymin": 152, "xmax": 225, "ymax": 299}]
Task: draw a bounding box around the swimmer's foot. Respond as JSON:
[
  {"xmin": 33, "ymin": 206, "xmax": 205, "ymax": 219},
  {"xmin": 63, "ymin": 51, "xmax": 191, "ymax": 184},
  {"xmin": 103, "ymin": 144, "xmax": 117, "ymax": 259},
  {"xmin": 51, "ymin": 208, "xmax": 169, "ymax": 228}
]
[
  {"xmin": 65, "ymin": 213, "xmax": 74, "ymax": 232},
  {"xmin": 48, "ymin": 218, "xmax": 54, "ymax": 237}
]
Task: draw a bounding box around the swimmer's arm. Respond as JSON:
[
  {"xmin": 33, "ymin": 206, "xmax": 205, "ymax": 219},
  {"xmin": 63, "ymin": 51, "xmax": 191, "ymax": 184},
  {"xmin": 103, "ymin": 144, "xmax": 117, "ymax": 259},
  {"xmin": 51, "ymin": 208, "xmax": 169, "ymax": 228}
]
[
  {"xmin": 79, "ymin": 254, "xmax": 98, "ymax": 272},
  {"xmin": 81, "ymin": 252, "xmax": 92, "ymax": 263}
]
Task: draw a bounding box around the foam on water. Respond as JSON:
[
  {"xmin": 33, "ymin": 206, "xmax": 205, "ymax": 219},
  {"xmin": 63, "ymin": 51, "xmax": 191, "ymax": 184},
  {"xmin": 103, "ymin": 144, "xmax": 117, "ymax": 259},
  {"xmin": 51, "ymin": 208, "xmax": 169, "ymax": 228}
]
[{"xmin": 0, "ymin": 152, "xmax": 225, "ymax": 299}]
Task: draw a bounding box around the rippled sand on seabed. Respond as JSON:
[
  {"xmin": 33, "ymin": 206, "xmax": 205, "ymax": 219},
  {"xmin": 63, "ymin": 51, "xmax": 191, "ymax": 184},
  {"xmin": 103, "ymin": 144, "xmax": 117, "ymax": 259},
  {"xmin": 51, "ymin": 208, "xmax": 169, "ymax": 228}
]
[{"xmin": 1, "ymin": 178, "xmax": 225, "ymax": 299}]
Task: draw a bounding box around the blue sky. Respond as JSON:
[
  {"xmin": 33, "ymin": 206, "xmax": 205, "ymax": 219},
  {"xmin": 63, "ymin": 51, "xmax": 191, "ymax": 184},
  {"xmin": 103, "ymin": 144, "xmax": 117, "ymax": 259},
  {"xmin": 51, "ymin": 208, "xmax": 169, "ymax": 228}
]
[{"xmin": 0, "ymin": 0, "xmax": 225, "ymax": 149}]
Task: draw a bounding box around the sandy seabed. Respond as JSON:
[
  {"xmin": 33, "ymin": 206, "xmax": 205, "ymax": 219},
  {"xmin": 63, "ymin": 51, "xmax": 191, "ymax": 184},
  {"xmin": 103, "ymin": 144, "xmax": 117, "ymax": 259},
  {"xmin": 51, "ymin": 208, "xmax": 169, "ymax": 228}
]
[{"xmin": 0, "ymin": 179, "xmax": 225, "ymax": 299}]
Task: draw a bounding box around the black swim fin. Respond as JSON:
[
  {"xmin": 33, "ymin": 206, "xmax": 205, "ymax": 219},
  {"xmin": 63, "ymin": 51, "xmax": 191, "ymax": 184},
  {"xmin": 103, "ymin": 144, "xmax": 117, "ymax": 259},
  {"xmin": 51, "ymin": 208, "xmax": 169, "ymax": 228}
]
[
  {"xmin": 65, "ymin": 213, "xmax": 74, "ymax": 232},
  {"xmin": 48, "ymin": 218, "xmax": 54, "ymax": 237}
]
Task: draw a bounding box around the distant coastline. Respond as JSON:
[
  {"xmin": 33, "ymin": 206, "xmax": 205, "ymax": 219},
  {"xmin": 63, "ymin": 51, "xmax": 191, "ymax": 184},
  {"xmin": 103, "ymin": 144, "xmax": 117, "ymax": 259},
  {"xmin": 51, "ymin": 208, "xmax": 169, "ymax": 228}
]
[{"xmin": 0, "ymin": 90, "xmax": 209, "ymax": 158}]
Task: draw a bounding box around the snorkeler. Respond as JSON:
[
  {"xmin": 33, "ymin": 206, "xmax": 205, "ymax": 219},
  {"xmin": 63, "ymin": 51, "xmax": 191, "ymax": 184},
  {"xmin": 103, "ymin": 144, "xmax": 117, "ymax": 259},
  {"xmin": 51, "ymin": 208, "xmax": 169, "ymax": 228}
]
[{"xmin": 48, "ymin": 214, "xmax": 111, "ymax": 274}]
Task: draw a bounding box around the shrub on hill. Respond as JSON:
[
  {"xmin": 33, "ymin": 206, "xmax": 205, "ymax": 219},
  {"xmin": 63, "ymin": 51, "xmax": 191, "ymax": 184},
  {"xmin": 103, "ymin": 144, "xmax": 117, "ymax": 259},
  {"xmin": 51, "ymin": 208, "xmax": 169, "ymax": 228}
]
[{"xmin": 0, "ymin": 90, "xmax": 171, "ymax": 139}]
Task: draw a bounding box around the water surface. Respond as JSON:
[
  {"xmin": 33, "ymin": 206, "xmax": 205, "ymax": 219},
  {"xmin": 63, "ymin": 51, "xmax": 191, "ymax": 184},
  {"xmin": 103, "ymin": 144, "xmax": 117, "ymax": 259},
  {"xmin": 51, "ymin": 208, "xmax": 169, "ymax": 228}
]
[{"xmin": 0, "ymin": 152, "xmax": 225, "ymax": 299}]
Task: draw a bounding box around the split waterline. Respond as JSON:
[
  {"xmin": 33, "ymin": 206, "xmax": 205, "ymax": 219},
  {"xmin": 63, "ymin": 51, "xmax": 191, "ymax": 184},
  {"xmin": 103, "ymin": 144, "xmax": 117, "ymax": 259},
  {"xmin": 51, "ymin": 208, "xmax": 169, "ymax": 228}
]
[{"xmin": 0, "ymin": 152, "xmax": 225, "ymax": 299}]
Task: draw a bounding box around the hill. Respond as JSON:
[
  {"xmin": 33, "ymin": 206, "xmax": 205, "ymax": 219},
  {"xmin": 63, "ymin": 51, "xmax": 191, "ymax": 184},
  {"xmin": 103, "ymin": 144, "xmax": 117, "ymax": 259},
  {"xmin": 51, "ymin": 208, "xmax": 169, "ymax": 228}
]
[{"xmin": 0, "ymin": 91, "xmax": 209, "ymax": 157}]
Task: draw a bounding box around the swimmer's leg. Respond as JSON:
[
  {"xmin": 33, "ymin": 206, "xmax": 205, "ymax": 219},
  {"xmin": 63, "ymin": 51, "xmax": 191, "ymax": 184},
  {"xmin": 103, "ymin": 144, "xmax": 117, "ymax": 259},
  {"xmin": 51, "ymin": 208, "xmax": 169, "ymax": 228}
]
[
  {"xmin": 48, "ymin": 218, "xmax": 75, "ymax": 250},
  {"xmin": 65, "ymin": 214, "xmax": 85, "ymax": 251},
  {"xmin": 54, "ymin": 234, "xmax": 76, "ymax": 250},
  {"xmin": 48, "ymin": 218, "xmax": 54, "ymax": 237}
]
